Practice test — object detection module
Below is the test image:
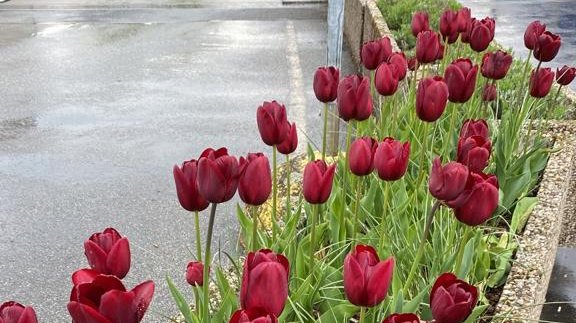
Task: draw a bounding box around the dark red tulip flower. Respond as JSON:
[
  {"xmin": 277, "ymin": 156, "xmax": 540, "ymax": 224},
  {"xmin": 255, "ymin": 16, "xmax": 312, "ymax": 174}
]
[
  {"xmin": 430, "ymin": 273, "xmax": 478, "ymax": 323},
  {"xmin": 416, "ymin": 30, "xmax": 441, "ymax": 64},
  {"xmin": 388, "ymin": 52, "xmax": 408, "ymax": 81},
  {"xmin": 481, "ymin": 50, "xmax": 513, "ymax": 80},
  {"xmin": 382, "ymin": 313, "xmax": 421, "ymax": 323},
  {"xmin": 457, "ymin": 135, "xmax": 492, "ymax": 173},
  {"xmin": 337, "ymin": 74, "xmax": 373, "ymax": 121},
  {"xmin": 0, "ymin": 301, "xmax": 38, "ymax": 323},
  {"xmin": 173, "ymin": 159, "xmax": 209, "ymax": 212},
  {"xmin": 343, "ymin": 245, "xmax": 394, "ymax": 307},
  {"xmin": 530, "ymin": 67, "xmax": 555, "ymax": 98},
  {"xmin": 447, "ymin": 172, "xmax": 499, "ymax": 226},
  {"xmin": 257, "ymin": 101, "xmax": 289, "ymax": 146},
  {"xmin": 276, "ymin": 122, "xmax": 298, "ymax": 155},
  {"xmin": 429, "ymin": 158, "xmax": 469, "ymax": 201},
  {"xmin": 186, "ymin": 261, "xmax": 205, "ymax": 287},
  {"xmin": 411, "ymin": 11, "xmax": 429, "ymax": 37},
  {"xmin": 375, "ymin": 62, "xmax": 399, "ymax": 96},
  {"xmin": 468, "ymin": 17, "xmax": 495, "ymax": 52},
  {"xmin": 240, "ymin": 249, "xmax": 289, "ymax": 316},
  {"xmin": 440, "ymin": 9, "xmax": 460, "ymax": 44},
  {"xmin": 229, "ymin": 309, "xmax": 278, "ymax": 323},
  {"xmin": 557, "ymin": 65, "xmax": 576, "ymax": 86},
  {"xmin": 524, "ymin": 20, "xmax": 546, "ymax": 50},
  {"xmin": 361, "ymin": 37, "xmax": 393, "ymax": 70},
  {"xmin": 238, "ymin": 153, "xmax": 272, "ymax": 206},
  {"xmin": 84, "ymin": 228, "xmax": 130, "ymax": 279},
  {"xmin": 456, "ymin": 7, "xmax": 471, "ymax": 33},
  {"xmin": 460, "ymin": 119, "xmax": 489, "ymax": 140},
  {"xmin": 348, "ymin": 137, "xmax": 378, "ymax": 176},
  {"xmin": 533, "ymin": 31, "xmax": 561, "ymax": 62},
  {"xmin": 436, "ymin": 43, "xmax": 445, "ymax": 61},
  {"xmin": 374, "ymin": 137, "xmax": 410, "ymax": 181},
  {"xmin": 303, "ymin": 160, "xmax": 336, "ymax": 204},
  {"xmin": 197, "ymin": 147, "xmax": 239, "ymax": 203},
  {"xmin": 444, "ymin": 58, "xmax": 478, "ymax": 103},
  {"xmin": 68, "ymin": 272, "xmax": 154, "ymax": 323},
  {"xmin": 407, "ymin": 56, "xmax": 418, "ymax": 71},
  {"xmin": 416, "ymin": 76, "xmax": 449, "ymax": 122},
  {"xmin": 313, "ymin": 66, "xmax": 339, "ymax": 103},
  {"xmin": 481, "ymin": 84, "xmax": 497, "ymax": 102}
]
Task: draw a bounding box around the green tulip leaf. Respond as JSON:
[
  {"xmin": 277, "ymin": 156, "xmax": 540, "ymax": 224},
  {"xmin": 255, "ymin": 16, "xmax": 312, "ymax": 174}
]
[
  {"xmin": 510, "ymin": 196, "xmax": 538, "ymax": 234},
  {"xmin": 166, "ymin": 275, "xmax": 194, "ymax": 323}
]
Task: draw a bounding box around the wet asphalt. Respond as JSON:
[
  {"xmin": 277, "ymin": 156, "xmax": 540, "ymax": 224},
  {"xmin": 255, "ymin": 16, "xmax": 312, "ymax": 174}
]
[{"xmin": 0, "ymin": 0, "xmax": 354, "ymax": 321}]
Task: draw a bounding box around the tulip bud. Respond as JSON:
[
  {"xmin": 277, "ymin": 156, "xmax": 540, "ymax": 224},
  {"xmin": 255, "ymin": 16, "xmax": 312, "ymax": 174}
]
[
  {"xmin": 343, "ymin": 245, "xmax": 394, "ymax": 307},
  {"xmin": 429, "ymin": 158, "xmax": 469, "ymax": 201},
  {"xmin": 197, "ymin": 147, "xmax": 240, "ymax": 203},
  {"xmin": 361, "ymin": 37, "xmax": 393, "ymax": 70},
  {"xmin": 256, "ymin": 101, "xmax": 289, "ymax": 146},
  {"xmin": 84, "ymin": 228, "xmax": 131, "ymax": 279},
  {"xmin": 416, "ymin": 76, "xmax": 449, "ymax": 122},
  {"xmin": 460, "ymin": 119, "xmax": 489, "ymax": 140},
  {"xmin": 456, "ymin": 7, "xmax": 471, "ymax": 33},
  {"xmin": 382, "ymin": 313, "xmax": 421, "ymax": 323},
  {"xmin": 411, "ymin": 11, "xmax": 429, "ymax": 37},
  {"xmin": 313, "ymin": 66, "xmax": 339, "ymax": 103},
  {"xmin": 303, "ymin": 160, "xmax": 336, "ymax": 204},
  {"xmin": 375, "ymin": 62, "xmax": 399, "ymax": 96},
  {"xmin": 276, "ymin": 122, "xmax": 298, "ymax": 155},
  {"xmin": 174, "ymin": 159, "xmax": 210, "ymax": 212},
  {"xmin": 468, "ymin": 17, "xmax": 495, "ymax": 52},
  {"xmin": 337, "ymin": 74, "xmax": 373, "ymax": 121},
  {"xmin": 530, "ymin": 67, "xmax": 554, "ymax": 98},
  {"xmin": 388, "ymin": 52, "xmax": 408, "ymax": 81},
  {"xmin": 444, "ymin": 58, "xmax": 478, "ymax": 103},
  {"xmin": 524, "ymin": 20, "xmax": 546, "ymax": 50},
  {"xmin": 457, "ymin": 135, "xmax": 492, "ymax": 173},
  {"xmin": 240, "ymin": 249, "xmax": 289, "ymax": 316},
  {"xmin": 348, "ymin": 137, "xmax": 378, "ymax": 176},
  {"xmin": 481, "ymin": 50, "xmax": 513, "ymax": 80},
  {"xmin": 481, "ymin": 84, "xmax": 497, "ymax": 102},
  {"xmin": 374, "ymin": 137, "xmax": 410, "ymax": 181},
  {"xmin": 229, "ymin": 309, "xmax": 278, "ymax": 323},
  {"xmin": 430, "ymin": 273, "xmax": 478, "ymax": 323},
  {"xmin": 186, "ymin": 261, "xmax": 204, "ymax": 286},
  {"xmin": 533, "ymin": 31, "xmax": 561, "ymax": 62},
  {"xmin": 407, "ymin": 56, "xmax": 417, "ymax": 71},
  {"xmin": 0, "ymin": 301, "xmax": 38, "ymax": 323},
  {"xmin": 447, "ymin": 172, "xmax": 499, "ymax": 226},
  {"xmin": 556, "ymin": 65, "xmax": 576, "ymax": 86},
  {"xmin": 238, "ymin": 153, "xmax": 272, "ymax": 206},
  {"xmin": 416, "ymin": 31, "xmax": 440, "ymax": 64},
  {"xmin": 440, "ymin": 9, "xmax": 460, "ymax": 44}
]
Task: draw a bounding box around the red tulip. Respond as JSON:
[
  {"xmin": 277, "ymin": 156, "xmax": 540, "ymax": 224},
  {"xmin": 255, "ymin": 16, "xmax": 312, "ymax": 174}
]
[
  {"xmin": 447, "ymin": 172, "xmax": 499, "ymax": 226},
  {"xmin": 460, "ymin": 119, "xmax": 489, "ymax": 141},
  {"xmin": 456, "ymin": 7, "xmax": 471, "ymax": 33},
  {"xmin": 229, "ymin": 309, "xmax": 278, "ymax": 323},
  {"xmin": 374, "ymin": 137, "xmax": 410, "ymax": 181},
  {"xmin": 240, "ymin": 249, "xmax": 289, "ymax": 316},
  {"xmin": 436, "ymin": 43, "xmax": 445, "ymax": 61},
  {"xmin": 84, "ymin": 228, "xmax": 130, "ymax": 279},
  {"xmin": 382, "ymin": 313, "xmax": 421, "ymax": 323},
  {"xmin": 481, "ymin": 84, "xmax": 497, "ymax": 102},
  {"xmin": 361, "ymin": 37, "xmax": 393, "ymax": 70},
  {"xmin": 557, "ymin": 65, "xmax": 576, "ymax": 86},
  {"xmin": 313, "ymin": 66, "xmax": 339, "ymax": 103},
  {"xmin": 186, "ymin": 261, "xmax": 204, "ymax": 286},
  {"xmin": 388, "ymin": 52, "xmax": 408, "ymax": 81},
  {"xmin": 68, "ymin": 273, "xmax": 154, "ymax": 323},
  {"xmin": 197, "ymin": 147, "xmax": 239, "ymax": 203},
  {"xmin": 468, "ymin": 17, "xmax": 495, "ymax": 52},
  {"xmin": 407, "ymin": 56, "xmax": 417, "ymax": 71},
  {"xmin": 375, "ymin": 62, "xmax": 399, "ymax": 96},
  {"xmin": 0, "ymin": 302, "xmax": 38, "ymax": 323},
  {"xmin": 343, "ymin": 245, "xmax": 394, "ymax": 307},
  {"xmin": 303, "ymin": 160, "xmax": 336, "ymax": 204},
  {"xmin": 481, "ymin": 50, "xmax": 513, "ymax": 80},
  {"xmin": 337, "ymin": 74, "xmax": 373, "ymax": 121},
  {"xmin": 524, "ymin": 20, "xmax": 546, "ymax": 50},
  {"xmin": 276, "ymin": 122, "xmax": 298, "ymax": 155},
  {"xmin": 429, "ymin": 158, "xmax": 469, "ymax": 201},
  {"xmin": 457, "ymin": 136, "xmax": 491, "ymax": 173},
  {"xmin": 238, "ymin": 153, "xmax": 272, "ymax": 206},
  {"xmin": 411, "ymin": 11, "xmax": 429, "ymax": 37},
  {"xmin": 530, "ymin": 67, "xmax": 554, "ymax": 98},
  {"xmin": 440, "ymin": 9, "xmax": 460, "ymax": 44},
  {"xmin": 444, "ymin": 58, "xmax": 478, "ymax": 103},
  {"xmin": 348, "ymin": 137, "xmax": 378, "ymax": 176},
  {"xmin": 416, "ymin": 76, "xmax": 449, "ymax": 122},
  {"xmin": 533, "ymin": 31, "xmax": 561, "ymax": 62},
  {"xmin": 416, "ymin": 30, "xmax": 440, "ymax": 64},
  {"xmin": 173, "ymin": 159, "xmax": 209, "ymax": 212},
  {"xmin": 257, "ymin": 101, "xmax": 289, "ymax": 146},
  {"xmin": 430, "ymin": 273, "xmax": 478, "ymax": 323}
]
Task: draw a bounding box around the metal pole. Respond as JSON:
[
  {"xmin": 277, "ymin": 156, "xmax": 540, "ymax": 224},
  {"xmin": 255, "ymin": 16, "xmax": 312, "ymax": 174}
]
[{"xmin": 326, "ymin": 0, "xmax": 345, "ymax": 155}]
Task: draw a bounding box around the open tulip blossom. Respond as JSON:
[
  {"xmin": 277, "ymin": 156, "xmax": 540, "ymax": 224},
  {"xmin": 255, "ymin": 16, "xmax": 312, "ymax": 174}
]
[
  {"xmin": 0, "ymin": 302, "xmax": 38, "ymax": 323},
  {"xmin": 429, "ymin": 158, "xmax": 469, "ymax": 202},
  {"xmin": 533, "ymin": 31, "xmax": 561, "ymax": 62},
  {"xmin": 430, "ymin": 273, "xmax": 478, "ymax": 323},
  {"xmin": 447, "ymin": 172, "xmax": 499, "ymax": 226},
  {"xmin": 556, "ymin": 65, "xmax": 576, "ymax": 86},
  {"xmin": 524, "ymin": 20, "xmax": 546, "ymax": 50}
]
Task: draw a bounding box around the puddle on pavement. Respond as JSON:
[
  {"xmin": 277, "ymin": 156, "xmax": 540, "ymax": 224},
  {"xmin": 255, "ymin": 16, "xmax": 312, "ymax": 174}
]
[{"xmin": 541, "ymin": 247, "xmax": 576, "ymax": 322}]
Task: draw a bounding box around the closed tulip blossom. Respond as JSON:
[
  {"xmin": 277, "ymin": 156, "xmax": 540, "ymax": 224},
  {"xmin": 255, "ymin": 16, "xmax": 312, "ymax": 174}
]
[
  {"xmin": 557, "ymin": 65, "xmax": 576, "ymax": 86},
  {"xmin": 361, "ymin": 37, "xmax": 393, "ymax": 70},
  {"xmin": 337, "ymin": 74, "xmax": 373, "ymax": 121},
  {"xmin": 440, "ymin": 9, "xmax": 460, "ymax": 43},
  {"xmin": 240, "ymin": 249, "xmax": 289, "ymax": 316},
  {"xmin": 416, "ymin": 76, "xmax": 449, "ymax": 122},
  {"xmin": 416, "ymin": 30, "xmax": 440, "ymax": 64},
  {"xmin": 481, "ymin": 50, "xmax": 513, "ymax": 80},
  {"xmin": 430, "ymin": 273, "xmax": 478, "ymax": 323},
  {"xmin": 238, "ymin": 153, "xmax": 272, "ymax": 206},
  {"xmin": 388, "ymin": 52, "xmax": 408, "ymax": 81},
  {"xmin": 460, "ymin": 119, "xmax": 489, "ymax": 140},
  {"xmin": 276, "ymin": 122, "xmax": 298, "ymax": 155},
  {"xmin": 382, "ymin": 313, "xmax": 421, "ymax": 323},
  {"xmin": 303, "ymin": 160, "xmax": 336, "ymax": 204},
  {"xmin": 375, "ymin": 62, "xmax": 399, "ymax": 96},
  {"xmin": 186, "ymin": 261, "xmax": 205, "ymax": 286},
  {"xmin": 407, "ymin": 56, "xmax": 417, "ymax": 71},
  {"xmin": 173, "ymin": 159, "xmax": 209, "ymax": 212},
  {"xmin": 481, "ymin": 84, "xmax": 497, "ymax": 102},
  {"xmin": 229, "ymin": 310, "xmax": 277, "ymax": 323},
  {"xmin": 411, "ymin": 11, "xmax": 429, "ymax": 37},
  {"xmin": 530, "ymin": 67, "xmax": 555, "ymax": 98},
  {"xmin": 256, "ymin": 101, "xmax": 289, "ymax": 146},
  {"xmin": 197, "ymin": 147, "xmax": 239, "ymax": 203},
  {"xmin": 457, "ymin": 136, "xmax": 492, "ymax": 173},
  {"xmin": 313, "ymin": 66, "xmax": 339, "ymax": 103},
  {"xmin": 524, "ymin": 20, "xmax": 546, "ymax": 50},
  {"xmin": 343, "ymin": 245, "xmax": 394, "ymax": 307},
  {"xmin": 468, "ymin": 17, "xmax": 495, "ymax": 52},
  {"xmin": 0, "ymin": 302, "xmax": 38, "ymax": 323},
  {"xmin": 348, "ymin": 137, "xmax": 378, "ymax": 176},
  {"xmin": 84, "ymin": 228, "xmax": 130, "ymax": 279},
  {"xmin": 436, "ymin": 43, "xmax": 445, "ymax": 61},
  {"xmin": 444, "ymin": 58, "xmax": 478, "ymax": 103},
  {"xmin": 374, "ymin": 137, "xmax": 410, "ymax": 181},
  {"xmin": 533, "ymin": 31, "xmax": 561, "ymax": 62},
  {"xmin": 456, "ymin": 7, "xmax": 471, "ymax": 34},
  {"xmin": 429, "ymin": 158, "xmax": 469, "ymax": 201},
  {"xmin": 447, "ymin": 172, "xmax": 499, "ymax": 226}
]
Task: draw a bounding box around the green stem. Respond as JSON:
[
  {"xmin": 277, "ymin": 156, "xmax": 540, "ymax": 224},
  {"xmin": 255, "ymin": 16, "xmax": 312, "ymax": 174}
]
[
  {"xmin": 286, "ymin": 154, "xmax": 291, "ymax": 217},
  {"xmin": 251, "ymin": 205, "xmax": 259, "ymax": 251},
  {"xmin": 322, "ymin": 102, "xmax": 329, "ymax": 161},
  {"xmin": 352, "ymin": 176, "xmax": 362, "ymax": 244},
  {"xmin": 445, "ymin": 102, "xmax": 458, "ymax": 157},
  {"xmin": 339, "ymin": 122, "xmax": 354, "ymax": 241},
  {"xmin": 416, "ymin": 122, "xmax": 431, "ymax": 187},
  {"xmin": 193, "ymin": 286, "xmax": 201, "ymax": 317},
  {"xmin": 202, "ymin": 203, "xmax": 218, "ymax": 322},
  {"xmin": 379, "ymin": 182, "xmax": 390, "ymax": 249},
  {"xmin": 359, "ymin": 307, "xmax": 366, "ymax": 323},
  {"xmin": 310, "ymin": 204, "xmax": 320, "ymax": 272},
  {"xmin": 403, "ymin": 200, "xmax": 441, "ymax": 295},
  {"xmin": 454, "ymin": 225, "xmax": 473, "ymax": 277},
  {"xmin": 554, "ymin": 85, "xmax": 563, "ymax": 104},
  {"xmin": 380, "ymin": 96, "xmax": 386, "ymax": 136},
  {"xmin": 272, "ymin": 145, "xmax": 278, "ymax": 242},
  {"xmin": 194, "ymin": 211, "xmax": 202, "ymax": 260}
]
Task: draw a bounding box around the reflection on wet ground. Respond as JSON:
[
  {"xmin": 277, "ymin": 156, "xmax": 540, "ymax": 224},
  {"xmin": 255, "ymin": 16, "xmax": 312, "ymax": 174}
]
[{"xmin": 541, "ymin": 248, "xmax": 576, "ymax": 321}]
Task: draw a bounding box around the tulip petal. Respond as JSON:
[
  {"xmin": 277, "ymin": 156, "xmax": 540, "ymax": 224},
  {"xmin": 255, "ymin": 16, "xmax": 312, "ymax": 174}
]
[
  {"xmin": 84, "ymin": 241, "xmax": 108, "ymax": 274},
  {"xmin": 99, "ymin": 290, "xmax": 137, "ymax": 323},
  {"xmin": 365, "ymin": 257, "xmax": 394, "ymax": 307},
  {"xmin": 106, "ymin": 238, "xmax": 131, "ymax": 279},
  {"xmin": 131, "ymin": 280, "xmax": 155, "ymax": 322},
  {"xmin": 243, "ymin": 262, "xmax": 288, "ymax": 316},
  {"xmin": 72, "ymin": 269, "xmax": 100, "ymax": 286},
  {"xmin": 67, "ymin": 302, "xmax": 111, "ymax": 323},
  {"xmin": 343, "ymin": 254, "xmax": 367, "ymax": 306},
  {"xmin": 198, "ymin": 157, "xmax": 226, "ymax": 203},
  {"xmin": 17, "ymin": 307, "xmax": 38, "ymax": 323}
]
